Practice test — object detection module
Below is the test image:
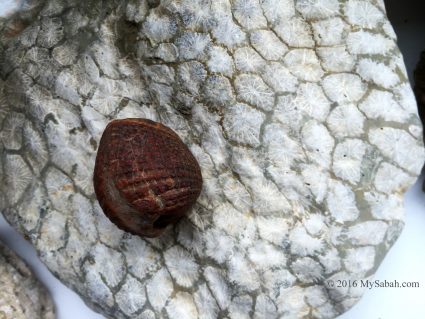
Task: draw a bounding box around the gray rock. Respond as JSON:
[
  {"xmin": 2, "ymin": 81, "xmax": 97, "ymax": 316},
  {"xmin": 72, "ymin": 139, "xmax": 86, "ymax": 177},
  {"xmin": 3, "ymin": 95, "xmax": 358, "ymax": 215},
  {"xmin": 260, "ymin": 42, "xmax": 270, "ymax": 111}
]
[
  {"xmin": 0, "ymin": 0, "xmax": 424, "ymax": 318},
  {"xmin": 0, "ymin": 241, "xmax": 55, "ymax": 319}
]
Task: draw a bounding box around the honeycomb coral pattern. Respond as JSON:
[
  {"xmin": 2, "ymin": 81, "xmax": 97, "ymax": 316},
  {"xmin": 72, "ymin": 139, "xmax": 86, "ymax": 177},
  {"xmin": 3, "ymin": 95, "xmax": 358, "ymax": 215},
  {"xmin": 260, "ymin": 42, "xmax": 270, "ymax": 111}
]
[{"xmin": 0, "ymin": 0, "xmax": 424, "ymax": 318}]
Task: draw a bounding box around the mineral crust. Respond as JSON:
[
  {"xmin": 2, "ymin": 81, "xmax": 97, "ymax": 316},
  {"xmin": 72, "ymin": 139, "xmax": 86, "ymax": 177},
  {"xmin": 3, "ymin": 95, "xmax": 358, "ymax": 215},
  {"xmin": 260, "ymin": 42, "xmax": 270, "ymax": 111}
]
[
  {"xmin": 0, "ymin": 0, "xmax": 424, "ymax": 318},
  {"xmin": 0, "ymin": 241, "xmax": 55, "ymax": 319}
]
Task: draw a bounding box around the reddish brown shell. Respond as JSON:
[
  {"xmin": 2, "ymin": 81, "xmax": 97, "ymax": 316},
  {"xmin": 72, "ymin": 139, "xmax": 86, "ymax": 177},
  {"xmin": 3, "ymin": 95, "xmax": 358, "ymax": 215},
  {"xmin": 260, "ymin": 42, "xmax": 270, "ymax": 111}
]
[{"xmin": 93, "ymin": 118, "xmax": 203, "ymax": 237}]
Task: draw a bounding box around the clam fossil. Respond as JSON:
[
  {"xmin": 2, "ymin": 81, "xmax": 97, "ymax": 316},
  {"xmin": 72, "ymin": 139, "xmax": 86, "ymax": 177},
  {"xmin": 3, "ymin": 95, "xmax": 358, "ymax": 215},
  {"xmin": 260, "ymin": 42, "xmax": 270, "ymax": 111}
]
[{"xmin": 93, "ymin": 118, "xmax": 203, "ymax": 238}]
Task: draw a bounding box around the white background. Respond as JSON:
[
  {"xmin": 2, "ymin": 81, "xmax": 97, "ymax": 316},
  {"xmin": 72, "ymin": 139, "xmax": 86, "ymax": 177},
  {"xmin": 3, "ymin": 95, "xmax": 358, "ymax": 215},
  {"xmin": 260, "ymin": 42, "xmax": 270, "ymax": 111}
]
[{"xmin": 1, "ymin": 0, "xmax": 425, "ymax": 318}]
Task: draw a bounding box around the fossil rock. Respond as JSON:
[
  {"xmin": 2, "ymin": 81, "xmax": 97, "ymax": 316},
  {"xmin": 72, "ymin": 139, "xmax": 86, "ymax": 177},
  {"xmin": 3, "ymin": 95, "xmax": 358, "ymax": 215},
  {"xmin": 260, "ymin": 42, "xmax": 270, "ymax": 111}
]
[
  {"xmin": 0, "ymin": 0, "xmax": 424, "ymax": 318},
  {"xmin": 0, "ymin": 241, "xmax": 55, "ymax": 319}
]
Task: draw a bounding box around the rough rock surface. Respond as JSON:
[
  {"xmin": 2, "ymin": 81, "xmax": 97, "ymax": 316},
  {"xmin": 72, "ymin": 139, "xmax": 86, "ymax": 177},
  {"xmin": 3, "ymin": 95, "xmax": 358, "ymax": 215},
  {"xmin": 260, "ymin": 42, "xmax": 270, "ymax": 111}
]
[
  {"xmin": 0, "ymin": 241, "xmax": 55, "ymax": 319},
  {"xmin": 0, "ymin": 0, "xmax": 424, "ymax": 318}
]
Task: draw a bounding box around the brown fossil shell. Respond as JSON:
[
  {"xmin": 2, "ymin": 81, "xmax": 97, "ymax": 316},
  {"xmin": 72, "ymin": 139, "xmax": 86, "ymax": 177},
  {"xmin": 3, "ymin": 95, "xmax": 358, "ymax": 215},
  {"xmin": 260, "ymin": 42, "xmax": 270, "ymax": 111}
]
[{"xmin": 93, "ymin": 118, "xmax": 203, "ymax": 238}]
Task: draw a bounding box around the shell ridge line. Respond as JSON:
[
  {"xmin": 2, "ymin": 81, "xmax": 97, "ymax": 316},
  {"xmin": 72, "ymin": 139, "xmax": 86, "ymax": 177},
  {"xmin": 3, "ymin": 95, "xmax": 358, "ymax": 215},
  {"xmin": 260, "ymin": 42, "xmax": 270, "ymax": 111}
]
[{"xmin": 94, "ymin": 118, "xmax": 203, "ymax": 237}]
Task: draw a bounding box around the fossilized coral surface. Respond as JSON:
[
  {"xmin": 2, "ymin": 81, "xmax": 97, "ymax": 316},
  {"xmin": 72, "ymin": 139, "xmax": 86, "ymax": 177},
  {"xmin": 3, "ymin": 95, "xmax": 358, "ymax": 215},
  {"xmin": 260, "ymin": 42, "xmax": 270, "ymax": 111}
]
[
  {"xmin": 0, "ymin": 241, "xmax": 55, "ymax": 319},
  {"xmin": 0, "ymin": 0, "xmax": 424, "ymax": 318}
]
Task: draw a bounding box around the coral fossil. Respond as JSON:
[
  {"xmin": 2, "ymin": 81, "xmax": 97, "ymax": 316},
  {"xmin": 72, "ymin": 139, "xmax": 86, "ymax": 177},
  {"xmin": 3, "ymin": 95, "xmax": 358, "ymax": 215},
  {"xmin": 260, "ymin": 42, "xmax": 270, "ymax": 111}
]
[
  {"xmin": 0, "ymin": 241, "xmax": 55, "ymax": 319},
  {"xmin": 0, "ymin": 0, "xmax": 424, "ymax": 318}
]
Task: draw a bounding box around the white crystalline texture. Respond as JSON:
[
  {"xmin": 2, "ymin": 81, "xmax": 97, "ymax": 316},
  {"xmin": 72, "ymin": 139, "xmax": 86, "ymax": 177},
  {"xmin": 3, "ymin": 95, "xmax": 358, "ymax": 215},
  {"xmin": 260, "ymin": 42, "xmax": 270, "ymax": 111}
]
[
  {"xmin": 284, "ymin": 49, "xmax": 324, "ymax": 82},
  {"xmin": 317, "ymin": 47, "xmax": 355, "ymax": 72},
  {"xmin": 344, "ymin": 247, "xmax": 376, "ymax": 274},
  {"xmin": 248, "ymin": 240, "xmax": 286, "ymax": 270},
  {"xmin": 312, "ymin": 17, "xmax": 348, "ymax": 45},
  {"xmin": 296, "ymin": 0, "xmax": 340, "ymax": 19},
  {"xmin": 204, "ymin": 266, "xmax": 231, "ymax": 310},
  {"xmin": 194, "ymin": 284, "xmax": 219, "ymax": 319},
  {"xmin": 228, "ymin": 252, "xmax": 260, "ymax": 291},
  {"xmin": 257, "ymin": 216, "xmax": 288, "ymax": 245},
  {"xmin": 360, "ymin": 89, "xmax": 410, "ymax": 122},
  {"xmin": 164, "ymin": 245, "xmax": 199, "ymax": 288},
  {"xmin": 223, "ymin": 103, "xmax": 265, "ymax": 147},
  {"xmin": 346, "ymin": 221, "xmax": 389, "ymax": 246},
  {"xmin": 142, "ymin": 11, "xmax": 177, "ymax": 44},
  {"xmin": 327, "ymin": 180, "xmax": 360, "ymax": 223},
  {"xmin": 234, "ymin": 47, "xmax": 265, "ymax": 72},
  {"xmin": 85, "ymin": 244, "xmax": 126, "ymax": 288},
  {"xmin": 333, "ymin": 139, "xmax": 367, "ymax": 184},
  {"xmin": 344, "ymin": 0, "xmax": 384, "ymax": 28},
  {"xmin": 294, "ymin": 83, "xmax": 331, "ymax": 121},
  {"xmin": 211, "ymin": 16, "xmax": 246, "ymax": 48},
  {"xmin": 289, "ymin": 225, "xmax": 324, "ymax": 256},
  {"xmin": 147, "ymin": 269, "xmax": 173, "ymax": 311},
  {"xmin": 0, "ymin": 242, "xmax": 55, "ymax": 319},
  {"xmin": 0, "ymin": 0, "xmax": 423, "ymax": 319},
  {"xmin": 235, "ymin": 74, "xmax": 275, "ymax": 111},
  {"xmin": 347, "ymin": 30, "xmax": 394, "ymax": 54},
  {"xmin": 374, "ymin": 162, "xmax": 414, "ymax": 193},
  {"xmin": 277, "ymin": 286, "xmax": 309, "ymax": 317},
  {"xmin": 263, "ymin": 123, "xmax": 306, "ymax": 168},
  {"xmin": 357, "ymin": 58, "xmax": 400, "ymax": 88},
  {"xmin": 262, "ymin": 62, "xmax": 298, "ymax": 93},
  {"xmin": 322, "ymin": 73, "xmax": 367, "ymax": 103},
  {"xmin": 327, "ymin": 104, "xmax": 365, "ymax": 138},
  {"xmin": 250, "ymin": 30, "xmax": 288, "ymax": 61},
  {"xmin": 207, "ymin": 46, "xmax": 234, "ymax": 76},
  {"xmin": 166, "ymin": 292, "xmax": 198, "ymax": 319},
  {"xmin": 229, "ymin": 295, "xmax": 252, "ymax": 319},
  {"xmin": 261, "ymin": 0, "xmax": 295, "ymax": 23},
  {"xmin": 116, "ymin": 276, "xmax": 146, "ymax": 316},
  {"xmin": 291, "ymin": 257, "xmax": 324, "ymax": 283},
  {"xmin": 302, "ymin": 121, "xmax": 335, "ymax": 169},
  {"xmin": 274, "ymin": 17, "xmax": 314, "ymax": 48},
  {"xmin": 177, "ymin": 32, "xmax": 211, "ymax": 61},
  {"xmin": 233, "ymin": 0, "xmax": 267, "ymax": 30},
  {"xmin": 254, "ymin": 294, "xmax": 277, "ymax": 319},
  {"xmin": 369, "ymin": 127, "xmax": 425, "ymax": 174},
  {"xmin": 1, "ymin": 111, "xmax": 25, "ymax": 150}
]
